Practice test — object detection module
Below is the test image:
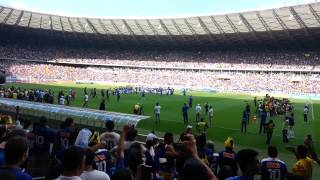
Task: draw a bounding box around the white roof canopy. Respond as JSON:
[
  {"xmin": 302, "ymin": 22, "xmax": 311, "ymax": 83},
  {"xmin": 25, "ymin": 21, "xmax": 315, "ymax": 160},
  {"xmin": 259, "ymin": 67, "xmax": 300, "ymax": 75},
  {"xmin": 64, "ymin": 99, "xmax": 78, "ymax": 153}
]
[{"xmin": 0, "ymin": 98, "xmax": 149, "ymax": 128}]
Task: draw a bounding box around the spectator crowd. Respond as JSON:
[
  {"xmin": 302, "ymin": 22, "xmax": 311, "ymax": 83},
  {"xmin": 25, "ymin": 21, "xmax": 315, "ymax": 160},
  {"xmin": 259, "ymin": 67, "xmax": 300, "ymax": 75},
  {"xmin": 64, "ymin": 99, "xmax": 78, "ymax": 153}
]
[
  {"xmin": 0, "ymin": 45, "xmax": 320, "ymax": 70},
  {"xmin": 1, "ymin": 60, "xmax": 320, "ymax": 94},
  {"xmin": 0, "ymin": 113, "xmax": 317, "ymax": 180}
]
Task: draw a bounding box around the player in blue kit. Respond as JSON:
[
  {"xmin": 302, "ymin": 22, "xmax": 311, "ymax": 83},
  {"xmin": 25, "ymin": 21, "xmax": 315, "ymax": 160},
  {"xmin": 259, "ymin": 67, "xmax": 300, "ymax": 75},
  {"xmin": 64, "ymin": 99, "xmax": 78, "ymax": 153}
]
[{"xmin": 260, "ymin": 146, "xmax": 287, "ymax": 180}]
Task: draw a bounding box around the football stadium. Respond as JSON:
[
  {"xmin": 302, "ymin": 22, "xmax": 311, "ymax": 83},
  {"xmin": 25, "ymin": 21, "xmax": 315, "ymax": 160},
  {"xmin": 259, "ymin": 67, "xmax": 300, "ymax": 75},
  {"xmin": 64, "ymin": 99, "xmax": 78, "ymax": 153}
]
[{"xmin": 0, "ymin": 0, "xmax": 320, "ymax": 179}]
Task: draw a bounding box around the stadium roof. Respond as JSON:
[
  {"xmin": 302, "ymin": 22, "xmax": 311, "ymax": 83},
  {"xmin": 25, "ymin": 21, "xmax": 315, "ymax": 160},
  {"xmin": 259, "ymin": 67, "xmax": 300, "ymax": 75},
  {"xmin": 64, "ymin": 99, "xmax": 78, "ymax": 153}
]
[{"xmin": 1, "ymin": 2, "xmax": 320, "ymax": 49}]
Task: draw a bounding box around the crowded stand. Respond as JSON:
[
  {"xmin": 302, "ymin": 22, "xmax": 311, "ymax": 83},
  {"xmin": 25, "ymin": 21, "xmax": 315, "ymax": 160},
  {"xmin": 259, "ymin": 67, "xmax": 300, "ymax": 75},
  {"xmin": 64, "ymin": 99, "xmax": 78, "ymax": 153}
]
[
  {"xmin": 1, "ymin": 61, "xmax": 320, "ymax": 94},
  {"xmin": 0, "ymin": 113, "xmax": 317, "ymax": 180},
  {"xmin": 0, "ymin": 45, "xmax": 320, "ymax": 71}
]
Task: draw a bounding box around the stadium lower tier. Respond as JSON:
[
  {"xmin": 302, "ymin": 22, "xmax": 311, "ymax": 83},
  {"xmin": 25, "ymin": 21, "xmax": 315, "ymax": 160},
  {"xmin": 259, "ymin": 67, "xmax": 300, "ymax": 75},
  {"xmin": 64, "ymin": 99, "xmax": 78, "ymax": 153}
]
[{"xmin": 2, "ymin": 61, "xmax": 319, "ymax": 94}]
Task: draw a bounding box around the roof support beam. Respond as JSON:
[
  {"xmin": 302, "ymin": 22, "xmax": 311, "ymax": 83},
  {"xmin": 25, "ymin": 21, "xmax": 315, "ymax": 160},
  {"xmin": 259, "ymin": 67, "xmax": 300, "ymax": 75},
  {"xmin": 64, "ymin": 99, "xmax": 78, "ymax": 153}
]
[
  {"xmin": 171, "ymin": 19, "xmax": 190, "ymax": 44},
  {"xmin": 272, "ymin": 10, "xmax": 290, "ymax": 35},
  {"xmin": 225, "ymin": 15, "xmax": 245, "ymax": 43},
  {"xmin": 209, "ymin": 16, "xmax": 228, "ymax": 42},
  {"xmin": 40, "ymin": 16, "xmax": 43, "ymax": 29},
  {"xmin": 86, "ymin": 19, "xmax": 99, "ymax": 34},
  {"xmin": 77, "ymin": 18, "xmax": 86, "ymax": 33},
  {"xmin": 146, "ymin": 20, "xmax": 164, "ymax": 44},
  {"xmin": 134, "ymin": 20, "xmax": 158, "ymax": 45},
  {"xmin": 59, "ymin": 17, "xmax": 64, "ymax": 31},
  {"xmin": 97, "ymin": 19, "xmax": 114, "ymax": 41},
  {"xmin": 68, "ymin": 18, "xmax": 76, "ymax": 32},
  {"xmin": 122, "ymin": 19, "xmax": 140, "ymax": 45},
  {"xmin": 15, "ymin": 10, "xmax": 24, "ymax": 26},
  {"xmin": 3, "ymin": 8, "xmax": 13, "ymax": 24},
  {"xmin": 159, "ymin": 20, "xmax": 174, "ymax": 41},
  {"xmin": 110, "ymin": 20, "xmax": 122, "ymax": 35},
  {"xmin": 27, "ymin": 13, "xmax": 32, "ymax": 28},
  {"xmin": 289, "ymin": 7, "xmax": 313, "ymax": 39},
  {"xmin": 110, "ymin": 20, "xmax": 125, "ymax": 43},
  {"xmin": 184, "ymin": 19, "xmax": 204, "ymax": 46},
  {"xmin": 77, "ymin": 18, "xmax": 93, "ymax": 43},
  {"xmin": 197, "ymin": 17, "xmax": 216, "ymax": 43},
  {"xmin": 272, "ymin": 10, "xmax": 298, "ymax": 46},
  {"xmin": 146, "ymin": 20, "xmax": 159, "ymax": 36},
  {"xmin": 49, "ymin": 16, "xmax": 53, "ymax": 30},
  {"xmin": 239, "ymin": 13, "xmax": 259, "ymax": 41},
  {"xmin": 256, "ymin": 11, "xmax": 274, "ymax": 39},
  {"xmin": 171, "ymin": 19, "xmax": 184, "ymax": 36},
  {"xmin": 308, "ymin": 4, "xmax": 320, "ymax": 26}
]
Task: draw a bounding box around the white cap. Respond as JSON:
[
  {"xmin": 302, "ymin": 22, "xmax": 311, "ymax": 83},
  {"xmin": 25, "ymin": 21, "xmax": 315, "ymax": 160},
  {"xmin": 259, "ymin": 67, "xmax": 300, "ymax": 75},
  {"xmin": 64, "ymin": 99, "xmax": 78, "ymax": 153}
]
[
  {"xmin": 146, "ymin": 133, "xmax": 158, "ymax": 141},
  {"xmin": 187, "ymin": 125, "xmax": 192, "ymax": 129}
]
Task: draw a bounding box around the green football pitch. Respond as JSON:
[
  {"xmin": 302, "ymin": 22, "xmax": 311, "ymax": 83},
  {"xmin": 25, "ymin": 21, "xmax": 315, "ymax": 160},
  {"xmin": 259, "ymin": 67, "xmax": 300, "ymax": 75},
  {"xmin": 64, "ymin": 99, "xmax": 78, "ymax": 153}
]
[{"xmin": 4, "ymin": 82, "xmax": 320, "ymax": 177}]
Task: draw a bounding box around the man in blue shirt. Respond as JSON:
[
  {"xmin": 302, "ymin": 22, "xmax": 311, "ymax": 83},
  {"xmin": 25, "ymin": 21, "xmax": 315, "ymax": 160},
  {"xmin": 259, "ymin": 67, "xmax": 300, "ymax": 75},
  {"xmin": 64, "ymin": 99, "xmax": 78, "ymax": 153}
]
[
  {"xmin": 32, "ymin": 116, "xmax": 56, "ymax": 175},
  {"xmin": 0, "ymin": 136, "xmax": 32, "ymax": 180},
  {"xmin": 182, "ymin": 103, "xmax": 189, "ymax": 125},
  {"xmin": 56, "ymin": 118, "xmax": 78, "ymax": 159},
  {"xmin": 33, "ymin": 116, "xmax": 56, "ymax": 154},
  {"xmin": 260, "ymin": 109, "xmax": 267, "ymax": 134},
  {"xmin": 188, "ymin": 95, "xmax": 193, "ymax": 108},
  {"xmin": 261, "ymin": 146, "xmax": 287, "ymax": 180}
]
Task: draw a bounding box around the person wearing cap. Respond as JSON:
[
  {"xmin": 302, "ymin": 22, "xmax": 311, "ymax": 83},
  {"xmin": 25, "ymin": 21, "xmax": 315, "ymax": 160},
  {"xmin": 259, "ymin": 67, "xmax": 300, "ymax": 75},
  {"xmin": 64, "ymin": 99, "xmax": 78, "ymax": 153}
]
[
  {"xmin": 146, "ymin": 131, "xmax": 158, "ymax": 142},
  {"xmin": 218, "ymin": 137, "xmax": 238, "ymax": 176},
  {"xmin": 195, "ymin": 104, "xmax": 202, "ymax": 122}
]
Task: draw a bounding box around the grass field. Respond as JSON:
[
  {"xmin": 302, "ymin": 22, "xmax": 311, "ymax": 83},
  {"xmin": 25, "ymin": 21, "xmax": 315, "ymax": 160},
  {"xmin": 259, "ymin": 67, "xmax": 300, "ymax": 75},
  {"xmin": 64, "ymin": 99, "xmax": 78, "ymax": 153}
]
[{"xmin": 3, "ymin": 82, "xmax": 320, "ymax": 178}]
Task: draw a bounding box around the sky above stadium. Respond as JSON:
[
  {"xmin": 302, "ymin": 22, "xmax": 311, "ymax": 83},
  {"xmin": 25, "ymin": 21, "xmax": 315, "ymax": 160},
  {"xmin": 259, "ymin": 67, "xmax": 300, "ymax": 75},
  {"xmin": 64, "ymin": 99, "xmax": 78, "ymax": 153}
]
[{"xmin": 0, "ymin": 0, "xmax": 318, "ymax": 18}]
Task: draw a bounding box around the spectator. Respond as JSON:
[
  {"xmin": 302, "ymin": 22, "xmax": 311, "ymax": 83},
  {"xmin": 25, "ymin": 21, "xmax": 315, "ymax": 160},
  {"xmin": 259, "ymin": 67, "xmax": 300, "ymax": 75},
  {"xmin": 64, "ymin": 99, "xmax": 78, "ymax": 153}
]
[
  {"xmin": 0, "ymin": 136, "xmax": 32, "ymax": 180},
  {"xmin": 80, "ymin": 148, "xmax": 110, "ymax": 180},
  {"xmin": 219, "ymin": 137, "xmax": 238, "ymax": 177},
  {"xmin": 292, "ymin": 145, "xmax": 313, "ymax": 180},
  {"xmin": 100, "ymin": 120, "xmax": 120, "ymax": 151},
  {"xmin": 56, "ymin": 118, "xmax": 78, "ymax": 159},
  {"xmin": 226, "ymin": 149, "xmax": 259, "ymax": 180},
  {"xmin": 55, "ymin": 146, "xmax": 85, "ymax": 180},
  {"xmin": 265, "ymin": 120, "xmax": 275, "ymax": 145},
  {"xmin": 99, "ymin": 99, "xmax": 106, "ymax": 111},
  {"xmin": 304, "ymin": 134, "xmax": 320, "ymax": 165},
  {"xmin": 195, "ymin": 104, "xmax": 201, "ymax": 122},
  {"xmin": 261, "ymin": 146, "xmax": 287, "ymax": 180}
]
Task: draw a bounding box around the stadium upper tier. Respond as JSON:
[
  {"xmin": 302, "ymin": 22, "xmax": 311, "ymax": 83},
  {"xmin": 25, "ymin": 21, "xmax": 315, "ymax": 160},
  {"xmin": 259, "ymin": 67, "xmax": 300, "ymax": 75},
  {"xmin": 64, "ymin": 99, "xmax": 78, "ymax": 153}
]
[{"xmin": 1, "ymin": 3, "xmax": 320, "ymax": 48}]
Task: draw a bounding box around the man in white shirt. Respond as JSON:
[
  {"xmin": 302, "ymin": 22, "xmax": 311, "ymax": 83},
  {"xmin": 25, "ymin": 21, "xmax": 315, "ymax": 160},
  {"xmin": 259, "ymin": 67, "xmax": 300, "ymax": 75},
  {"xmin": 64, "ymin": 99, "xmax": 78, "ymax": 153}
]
[
  {"xmin": 208, "ymin": 105, "xmax": 214, "ymax": 127},
  {"xmin": 303, "ymin": 105, "xmax": 309, "ymax": 123},
  {"xmin": 59, "ymin": 95, "xmax": 65, "ymax": 105},
  {"xmin": 154, "ymin": 102, "xmax": 161, "ymax": 124},
  {"xmin": 195, "ymin": 104, "xmax": 202, "ymax": 122},
  {"xmin": 83, "ymin": 93, "xmax": 89, "ymax": 108},
  {"xmin": 55, "ymin": 146, "xmax": 85, "ymax": 180},
  {"xmin": 80, "ymin": 149, "xmax": 110, "ymax": 180}
]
